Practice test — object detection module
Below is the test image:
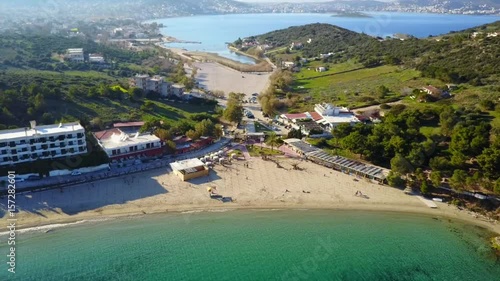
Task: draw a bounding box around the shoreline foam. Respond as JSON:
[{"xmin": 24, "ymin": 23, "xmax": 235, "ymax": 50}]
[{"xmin": 8, "ymin": 199, "xmax": 500, "ymax": 235}]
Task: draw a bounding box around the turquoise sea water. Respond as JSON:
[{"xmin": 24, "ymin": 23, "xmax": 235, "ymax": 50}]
[
  {"xmin": 1, "ymin": 210, "xmax": 499, "ymax": 280},
  {"xmin": 154, "ymin": 13, "xmax": 500, "ymax": 63}
]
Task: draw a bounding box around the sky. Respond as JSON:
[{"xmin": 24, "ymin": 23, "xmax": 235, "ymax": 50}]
[
  {"xmin": 238, "ymin": 0, "xmax": 394, "ymax": 2},
  {"xmin": 239, "ymin": 0, "xmax": 329, "ymax": 2}
]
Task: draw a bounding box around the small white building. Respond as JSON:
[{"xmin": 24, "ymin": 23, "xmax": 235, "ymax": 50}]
[
  {"xmin": 170, "ymin": 158, "xmax": 209, "ymax": 181},
  {"xmin": 67, "ymin": 48, "xmax": 84, "ymax": 62},
  {"xmin": 88, "ymin": 53, "xmax": 105, "ymax": 63},
  {"xmin": 314, "ymin": 103, "xmax": 359, "ymax": 129},
  {"xmin": 319, "ymin": 52, "xmax": 334, "ymax": 59}
]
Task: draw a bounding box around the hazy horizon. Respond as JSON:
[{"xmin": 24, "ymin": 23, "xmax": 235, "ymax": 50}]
[{"xmin": 238, "ymin": 0, "xmax": 395, "ymax": 2}]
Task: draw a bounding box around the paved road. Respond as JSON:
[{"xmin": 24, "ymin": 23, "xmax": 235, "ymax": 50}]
[
  {"xmin": 13, "ymin": 138, "xmax": 231, "ymax": 193},
  {"xmin": 217, "ymin": 94, "xmax": 288, "ymax": 136}
]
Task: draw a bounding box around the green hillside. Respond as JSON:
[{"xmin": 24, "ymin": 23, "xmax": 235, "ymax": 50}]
[
  {"xmin": 254, "ymin": 23, "xmax": 379, "ymax": 58},
  {"xmin": 252, "ymin": 21, "xmax": 500, "ymax": 85},
  {"xmin": 0, "ymin": 34, "xmax": 209, "ymax": 130}
]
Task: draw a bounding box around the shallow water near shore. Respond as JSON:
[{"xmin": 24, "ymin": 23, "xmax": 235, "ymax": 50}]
[{"xmin": 2, "ymin": 210, "xmax": 499, "ymax": 280}]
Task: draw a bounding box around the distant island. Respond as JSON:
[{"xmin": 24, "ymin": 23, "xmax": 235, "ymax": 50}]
[{"xmin": 331, "ymin": 11, "xmax": 372, "ymax": 18}]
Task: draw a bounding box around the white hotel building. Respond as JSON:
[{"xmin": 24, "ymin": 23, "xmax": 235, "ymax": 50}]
[
  {"xmin": 93, "ymin": 126, "xmax": 163, "ymax": 161},
  {"xmin": 67, "ymin": 48, "xmax": 84, "ymax": 62},
  {"xmin": 0, "ymin": 121, "xmax": 87, "ymax": 166},
  {"xmin": 314, "ymin": 103, "xmax": 360, "ymax": 129}
]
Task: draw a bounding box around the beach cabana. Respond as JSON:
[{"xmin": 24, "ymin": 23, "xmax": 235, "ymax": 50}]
[
  {"xmin": 305, "ymin": 150, "xmax": 389, "ymax": 182},
  {"xmin": 170, "ymin": 158, "xmax": 209, "ymax": 181}
]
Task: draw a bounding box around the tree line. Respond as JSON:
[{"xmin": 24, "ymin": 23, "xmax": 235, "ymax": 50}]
[{"xmin": 329, "ymin": 104, "xmax": 500, "ymax": 194}]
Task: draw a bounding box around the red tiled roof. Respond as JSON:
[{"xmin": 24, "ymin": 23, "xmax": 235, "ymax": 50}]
[
  {"xmin": 307, "ymin": 112, "xmax": 323, "ymax": 121},
  {"xmin": 94, "ymin": 128, "xmax": 122, "ymax": 140},
  {"xmin": 173, "ymin": 135, "xmax": 192, "ymax": 144},
  {"xmin": 113, "ymin": 122, "xmax": 145, "ymax": 128},
  {"xmin": 355, "ymin": 115, "xmax": 368, "ymax": 121},
  {"xmin": 283, "ymin": 113, "xmax": 307, "ymax": 120}
]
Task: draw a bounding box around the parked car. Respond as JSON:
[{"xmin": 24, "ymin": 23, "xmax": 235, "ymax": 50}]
[
  {"xmin": 71, "ymin": 171, "xmax": 82, "ymax": 176},
  {"xmin": 26, "ymin": 175, "xmax": 41, "ymax": 181},
  {"xmin": 252, "ymin": 93, "xmax": 259, "ymax": 96}
]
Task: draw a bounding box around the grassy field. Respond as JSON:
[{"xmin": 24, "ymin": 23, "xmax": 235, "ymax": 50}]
[
  {"xmin": 64, "ymin": 96, "xmax": 217, "ymax": 125},
  {"xmin": 290, "ymin": 63, "xmax": 445, "ymax": 111},
  {"xmin": 63, "ymin": 71, "xmax": 116, "ymax": 79},
  {"xmin": 294, "ymin": 60, "xmax": 362, "ymax": 79}
]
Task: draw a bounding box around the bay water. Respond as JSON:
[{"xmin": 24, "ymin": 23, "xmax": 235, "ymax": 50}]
[
  {"xmin": 155, "ymin": 13, "xmax": 500, "ymax": 63},
  {"xmin": 2, "ymin": 210, "xmax": 499, "ymax": 280}
]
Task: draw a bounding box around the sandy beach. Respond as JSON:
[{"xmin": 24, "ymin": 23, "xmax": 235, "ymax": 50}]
[
  {"xmin": 3, "ymin": 156, "xmax": 499, "ymax": 235},
  {"xmin": 166, "ymin": 47, "xmax": 271, "ymax": 96},
  {"xmin": 193, "ymin": 62, "xmax": 271, "ymax": 96}
]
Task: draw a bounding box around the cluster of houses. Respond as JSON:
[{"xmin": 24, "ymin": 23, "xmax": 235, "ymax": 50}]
[
  {"xmin": 66, "ymin": 48, "xmax": 105, "ymax": 64},
  {"xmin": 279, "ymin": 103, "xmax": 362, "ymax": 137},
  {"xmin": 238, "ymin": 37, "xmax": 273, "ymax": 51},
  {"xmin": 112, "ymin": 27, "xmax": 149, "ymax": 40},
  {"xmin": 280, "ymin": 51, "xmax": 334, "ymax": 72},
  {"xmin": 471, "ymin": 31, "xmax": 499, "ymax": 38},
  {"xmin": 0, "ymin": 120, "xmax": 216, "ymax": 168}
]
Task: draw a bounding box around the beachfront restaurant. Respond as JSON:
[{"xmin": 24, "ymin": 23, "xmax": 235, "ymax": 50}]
[
  {"xmin": 170, "ymin": 158, "xmax": 209, "ymax": 181},
  {"xmin": 304, "ymin": 150, "xmax": 389, "ymax": 182}
]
